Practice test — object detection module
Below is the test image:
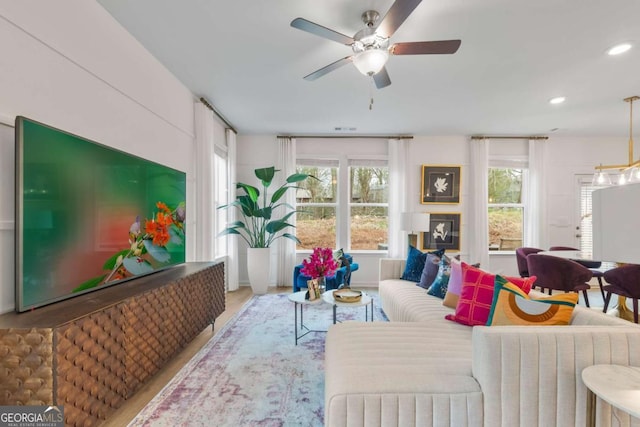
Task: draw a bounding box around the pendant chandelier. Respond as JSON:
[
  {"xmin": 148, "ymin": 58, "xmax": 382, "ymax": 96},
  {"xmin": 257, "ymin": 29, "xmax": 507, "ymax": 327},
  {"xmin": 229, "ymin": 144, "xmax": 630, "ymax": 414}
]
[{"xmin": 593, "ymin": 96, "xmax": 640, "ymax": 185}]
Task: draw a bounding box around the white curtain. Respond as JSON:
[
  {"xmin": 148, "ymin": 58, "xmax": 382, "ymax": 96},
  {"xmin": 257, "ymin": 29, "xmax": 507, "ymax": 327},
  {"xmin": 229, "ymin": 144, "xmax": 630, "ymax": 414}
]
[
  {"xmin": 226, "ymin": 128, "xmax": 239, "ymax": 291},
  {"xmin": 194, "ymin": 102, "xmax": 215, "ymax": 262},
  {"xmin": 388, "ymin": 138, "xmax": 410, "ymax": 258},
  {"xmin": 275, "ymin": 137, "xmax": 296, "ymax": 287},
  {"xmin": 526, "ymin": 138, "xmax": 548, "ymax": 249},
  {"xmin": 469, "ymin": 138, "xmax": 490, "ymax": 268}
]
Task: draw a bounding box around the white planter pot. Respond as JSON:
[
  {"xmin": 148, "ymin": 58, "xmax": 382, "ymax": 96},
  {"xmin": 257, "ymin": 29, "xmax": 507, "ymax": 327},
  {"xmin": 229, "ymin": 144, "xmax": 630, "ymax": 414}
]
[{"xmin": 247, "ymin": 247, "xmax": 271, "ymax": 294}]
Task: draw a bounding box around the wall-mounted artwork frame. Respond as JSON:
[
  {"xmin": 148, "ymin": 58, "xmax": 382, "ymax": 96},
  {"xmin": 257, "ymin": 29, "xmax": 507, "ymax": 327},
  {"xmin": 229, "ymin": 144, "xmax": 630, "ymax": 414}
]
[
  {"xmin": 421, "ymin": 212, "xmax": 461, "ymax": 252},
  {"xmin": 421, "ymin": 165, "xmax": 461, "ymax": 204}
]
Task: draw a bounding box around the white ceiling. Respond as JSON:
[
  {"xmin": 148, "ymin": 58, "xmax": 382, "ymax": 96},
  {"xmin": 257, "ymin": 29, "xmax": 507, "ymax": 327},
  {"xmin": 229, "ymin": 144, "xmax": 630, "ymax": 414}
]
[{"xmin": 97, "ymin": 0, "xmax": 640, "ymax": 137}]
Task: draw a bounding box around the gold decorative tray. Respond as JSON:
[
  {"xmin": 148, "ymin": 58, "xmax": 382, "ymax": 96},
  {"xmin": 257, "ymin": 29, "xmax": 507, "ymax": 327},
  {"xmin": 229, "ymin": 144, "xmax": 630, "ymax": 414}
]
[{"xmin": 333, "ymin": 289, "xmax": 362, "ymax": 303}]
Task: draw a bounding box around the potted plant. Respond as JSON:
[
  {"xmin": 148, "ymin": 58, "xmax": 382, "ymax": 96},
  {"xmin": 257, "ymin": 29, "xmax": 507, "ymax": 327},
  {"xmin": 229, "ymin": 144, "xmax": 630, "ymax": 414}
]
[{"xmin": 218, "ymin": 166, "xmax": 313, "ymax": 294}]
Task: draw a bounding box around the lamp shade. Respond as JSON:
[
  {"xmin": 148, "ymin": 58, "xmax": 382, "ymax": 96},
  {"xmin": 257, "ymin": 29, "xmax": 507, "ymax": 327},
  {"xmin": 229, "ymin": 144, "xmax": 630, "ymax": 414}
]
[
  {"xmin": 353, "ymin": 49, "xmax": 389, "ymax": 76},
  {"xmin": 401, "ymin": 212, "xmax": 430, "ymax": 233}
]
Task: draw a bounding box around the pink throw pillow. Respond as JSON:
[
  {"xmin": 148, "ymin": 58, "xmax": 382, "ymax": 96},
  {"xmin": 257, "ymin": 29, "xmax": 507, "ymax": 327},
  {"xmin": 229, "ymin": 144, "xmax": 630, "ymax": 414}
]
[{"xmin": 445, "ymin": 263, "xmax": 535, "ymax": 326}]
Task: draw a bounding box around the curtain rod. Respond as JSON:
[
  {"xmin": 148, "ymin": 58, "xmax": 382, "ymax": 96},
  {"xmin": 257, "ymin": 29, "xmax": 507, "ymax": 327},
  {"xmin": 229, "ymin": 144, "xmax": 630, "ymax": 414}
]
[
  {"xmin": 471, "ymin": 135, "xmax": 548, "ymax": 140},
  {"xmin": 277, "ymin": 135, "xmax": 413, "ymax": 140},
  {"xmin": 199, "ymin": 97, "xmax": 237, "ymax": 134}
]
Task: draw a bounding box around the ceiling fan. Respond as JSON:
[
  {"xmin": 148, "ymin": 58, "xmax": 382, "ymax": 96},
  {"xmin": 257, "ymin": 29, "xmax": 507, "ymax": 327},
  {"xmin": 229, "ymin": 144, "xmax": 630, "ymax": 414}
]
[{"xmin": 290, "ymin": 0, "xmax": 461, "ymax": 89}]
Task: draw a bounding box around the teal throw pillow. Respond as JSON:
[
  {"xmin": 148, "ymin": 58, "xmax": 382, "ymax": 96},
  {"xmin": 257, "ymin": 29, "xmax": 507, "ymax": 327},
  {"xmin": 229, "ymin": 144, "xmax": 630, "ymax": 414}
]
[
  {"xmin": 401, "ymin": 245, "xmax": 428, "ymax": 283},
  {"xmin": 427, "ymin": 255, "xmax": 453, "ymax": 299}
]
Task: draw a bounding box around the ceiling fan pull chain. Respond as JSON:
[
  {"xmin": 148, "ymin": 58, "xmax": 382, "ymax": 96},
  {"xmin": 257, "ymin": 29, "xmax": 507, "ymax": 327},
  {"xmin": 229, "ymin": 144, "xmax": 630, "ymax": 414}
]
[{"xmin": 369, "ymin": 77, "xmax": 375, "ymax": 110}]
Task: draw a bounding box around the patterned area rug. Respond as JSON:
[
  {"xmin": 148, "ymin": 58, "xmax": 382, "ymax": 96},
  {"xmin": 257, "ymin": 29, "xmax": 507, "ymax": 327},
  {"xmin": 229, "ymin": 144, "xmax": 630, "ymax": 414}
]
[{"xmin": 128, "ymin": 291, "xmax": 387, "ymax": 427}]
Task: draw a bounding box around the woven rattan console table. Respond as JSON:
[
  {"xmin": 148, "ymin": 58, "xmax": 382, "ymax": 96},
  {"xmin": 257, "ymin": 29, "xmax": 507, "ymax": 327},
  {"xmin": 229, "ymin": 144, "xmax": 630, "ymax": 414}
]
[{"xmin": 0, "ymin": 261, "xmax": 225, "ymax": 426}]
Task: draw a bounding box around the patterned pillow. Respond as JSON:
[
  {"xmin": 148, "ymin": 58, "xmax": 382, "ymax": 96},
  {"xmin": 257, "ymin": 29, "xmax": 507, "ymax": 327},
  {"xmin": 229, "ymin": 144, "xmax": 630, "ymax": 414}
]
[
  {"xmin": 445, "ymin": 263, "xmax": 536, "ymax": 326},
  {"xmin": 417, "ymin": 248, "xmax": 445, "ymax": 289},
  {"xmin": 401, "ymin": 245, "xmax": 428, "ymax": 283},
  {"xmin": 443, "ymin": 260, "xmax": 481, "ymax": 309},
  {"xmin": 487, "ymin": 275, "xmax": 578, "ymax": 326},
  {"xmin": 427, "ymin": 255, "xmax": 453, "ymax": 299}
]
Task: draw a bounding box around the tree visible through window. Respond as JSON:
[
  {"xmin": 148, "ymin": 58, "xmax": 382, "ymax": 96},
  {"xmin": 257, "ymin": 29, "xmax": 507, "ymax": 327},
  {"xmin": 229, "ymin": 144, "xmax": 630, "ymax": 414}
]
[
  {"xmin": 296, "ymin": 160, "xmax": 388, "ymax": 251},
  {"xmin": 350, "ymin": 165, "xmax": 388, "ymax": 250},
  {"xmin": 488, "ymin": 167, "xmax": 524, "ymax": 250},
  {"xmin": 296, "ymin": 164, "xmax": 337, "ymax": 249}
]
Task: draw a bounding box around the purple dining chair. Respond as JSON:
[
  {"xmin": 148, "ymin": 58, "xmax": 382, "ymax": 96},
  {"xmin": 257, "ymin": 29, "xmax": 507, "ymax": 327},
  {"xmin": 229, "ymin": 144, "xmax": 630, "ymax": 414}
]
[
  {"xmin": 602, "ymin": 264, "xmax": 640, "ymax": 324},
  {"xmin": 527, "ymin": 254, "xmax": 592, "ymax": 307},
  {"xmin": 548, "ymin": 245, "xmax": 605, "ymax": 299}
]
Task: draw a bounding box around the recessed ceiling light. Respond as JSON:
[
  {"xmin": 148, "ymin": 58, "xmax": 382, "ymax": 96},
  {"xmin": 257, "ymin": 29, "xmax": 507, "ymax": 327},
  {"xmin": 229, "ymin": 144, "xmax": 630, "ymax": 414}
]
[
  {"xmin": 607, "ymin": 43, "xmax": 632, "ymax": 56},
  {"xmin": 549, "ymin": 97, "xmax": 566, "ymax": 105}
]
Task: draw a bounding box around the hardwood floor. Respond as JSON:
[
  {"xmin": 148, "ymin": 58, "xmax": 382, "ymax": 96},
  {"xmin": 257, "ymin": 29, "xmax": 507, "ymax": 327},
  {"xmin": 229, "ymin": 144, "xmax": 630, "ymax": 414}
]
[{"xmin": 100, "ymin": 286, "xmax": 284, "ymax": 426}]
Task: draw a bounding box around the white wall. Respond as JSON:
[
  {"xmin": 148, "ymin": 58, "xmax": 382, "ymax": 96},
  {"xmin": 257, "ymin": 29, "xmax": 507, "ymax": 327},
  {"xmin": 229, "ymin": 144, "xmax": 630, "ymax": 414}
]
[
  {"xmin": 236, "ymin": 134, "xmax": 628, "ymax": 283},
  {"xmin": 0, "ymin": 2, "xmax": 197, "ymax": 313}
]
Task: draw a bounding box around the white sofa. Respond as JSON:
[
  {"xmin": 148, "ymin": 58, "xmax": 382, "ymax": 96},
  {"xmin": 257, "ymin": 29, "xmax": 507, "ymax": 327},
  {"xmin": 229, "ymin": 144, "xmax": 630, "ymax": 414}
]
[{"xmin": 324, "ymin": 258, "xmax": 640, "ymax": 427}]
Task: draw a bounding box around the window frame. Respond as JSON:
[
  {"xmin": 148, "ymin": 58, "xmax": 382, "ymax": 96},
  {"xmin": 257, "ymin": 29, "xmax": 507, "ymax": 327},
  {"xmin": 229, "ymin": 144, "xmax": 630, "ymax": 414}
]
[
  {"xmin": 296, "ymin": 155, "xmax": 389, "ymax": 253},
  {"xmin": 487, "ymin": 156, "xmax": 528, "ymax": 253},
  {"xmin": 348, "ymin": 160, "xmax": 389, "ymax": 251}
]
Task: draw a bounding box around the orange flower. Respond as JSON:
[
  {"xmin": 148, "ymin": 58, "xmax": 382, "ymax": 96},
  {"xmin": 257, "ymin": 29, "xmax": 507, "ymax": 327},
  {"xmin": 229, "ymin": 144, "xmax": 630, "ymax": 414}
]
[
  {"xmin": 156, "ymin": 201, "xmax": 171, "ymax": 214},
  {"xmin": 145, "ymin": 212, "xmax": 173, "ymax": 247}
]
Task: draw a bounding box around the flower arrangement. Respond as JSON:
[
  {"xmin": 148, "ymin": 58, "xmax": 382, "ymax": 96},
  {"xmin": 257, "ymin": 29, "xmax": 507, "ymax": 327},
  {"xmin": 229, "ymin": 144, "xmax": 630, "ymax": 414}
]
[
  {"xmin": 73, "ymin": 201, "xmax": 186, "ymax": 292},
  {"xmin": 300, "ymin": 247, "xmax": 338, "ymax": 279}
]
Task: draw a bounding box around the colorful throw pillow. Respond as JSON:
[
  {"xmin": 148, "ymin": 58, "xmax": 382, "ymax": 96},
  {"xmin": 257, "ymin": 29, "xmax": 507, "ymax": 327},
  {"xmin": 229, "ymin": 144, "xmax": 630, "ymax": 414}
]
[
  {"xmin": 401, "ymin": 245, "xmax": 428, "ymax": 283},
  {"xmin": 445, "ymin": 263, "xmax": 536, "ymax": 326},
  {"xmin": 427, "ymin": 256, "xmax": 453, "ymax": 299},
  {"xmin": 443, "ymin": 260, "xmax": 480, "ymax": 309},
  {"xmin": 417, "ymin": 248, "xmax": 445, "ymax": 289},
  {"xmin": 487, "ymin": 275, "xmax": 578, "ymax": 326}
]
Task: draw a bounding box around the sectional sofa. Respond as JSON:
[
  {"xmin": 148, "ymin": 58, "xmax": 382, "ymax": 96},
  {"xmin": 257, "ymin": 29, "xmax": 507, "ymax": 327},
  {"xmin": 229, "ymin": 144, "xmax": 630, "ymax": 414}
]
[{"xmin": 324, "ymin": 258, "xmax": 640, "ymax": 427}]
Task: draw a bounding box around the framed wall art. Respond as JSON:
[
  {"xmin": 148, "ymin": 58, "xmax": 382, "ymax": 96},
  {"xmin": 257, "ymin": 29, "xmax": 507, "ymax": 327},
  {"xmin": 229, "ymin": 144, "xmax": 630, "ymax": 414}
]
[
  {"xmin": 421, "ymin": 165, "xmax": 461, "ymax": 204},
  {"xmin": 421, "ymin": 212, "xmax": 461, "ymax": 252}
]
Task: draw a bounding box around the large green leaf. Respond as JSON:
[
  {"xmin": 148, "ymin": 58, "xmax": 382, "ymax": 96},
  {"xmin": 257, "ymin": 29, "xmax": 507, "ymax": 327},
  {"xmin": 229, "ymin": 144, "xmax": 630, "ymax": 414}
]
[
  {"xmin": 266, "ymin": 220, "xmax": 293, "ymax": 234},
  {"xmin": 256, "ymin": 207, "xmax": 272, "ymax": 220},
  {"xmin": 286, "ymin": 173, "xmax": 313, "ymax": 183},
  {"xmin": 255, "ymin": 166, "xmax": 276, "ymax": 187},
  {"xmin": 237, "ymin": 183, "xmax": 259, "ymax": 202},
  {"xmin": 281, "ymin": 232, "xmax": 302, "ymax": 244}
]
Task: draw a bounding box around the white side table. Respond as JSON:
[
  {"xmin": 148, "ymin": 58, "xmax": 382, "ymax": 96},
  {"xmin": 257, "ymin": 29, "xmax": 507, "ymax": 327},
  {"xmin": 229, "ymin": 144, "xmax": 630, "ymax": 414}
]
[
  {"xmin": 322, "ymin": 290, "xmax": 373, "ymax": 324},
  {"xmin": 288, "ymin": 290, "xmax": 325, "ymax": 345},
  {"xmin": 582, "ymin": 364, "xmax": 640, "ymax": 427}
]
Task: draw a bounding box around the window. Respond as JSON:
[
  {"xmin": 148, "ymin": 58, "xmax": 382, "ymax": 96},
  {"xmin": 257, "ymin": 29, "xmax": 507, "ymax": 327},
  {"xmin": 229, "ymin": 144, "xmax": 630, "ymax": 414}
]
[
  {"xmin": 349, "ymin": 162, "xmax": 388, "ymax": 250},
  {"xmin": 296, "ymin": 161, "xmax": 338, "ymax": 249},
  {"xmin": 577, "ymin": 176, "xmax": 606, "ymax": 255},
  {"xmin": 296, "ymin": 158, "xmax": 388, "ymax": 251},
  {"xmin": 488, "ymin": 167, "xmax": 525, "ymax": 250}
]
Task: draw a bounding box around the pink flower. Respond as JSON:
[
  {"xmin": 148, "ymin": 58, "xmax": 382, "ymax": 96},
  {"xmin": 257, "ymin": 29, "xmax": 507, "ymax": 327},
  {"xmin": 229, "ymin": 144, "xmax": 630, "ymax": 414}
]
[{"xmin": 300, "ymin": 247, "xmax": 338, "ymax": 278}]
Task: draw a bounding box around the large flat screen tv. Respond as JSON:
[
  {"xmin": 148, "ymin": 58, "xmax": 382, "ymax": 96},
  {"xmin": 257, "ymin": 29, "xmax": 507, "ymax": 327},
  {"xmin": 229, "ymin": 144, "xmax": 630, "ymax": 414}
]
[{"xmin": 15, "ymin": 116, "xmax": 186, "ymax": 312}]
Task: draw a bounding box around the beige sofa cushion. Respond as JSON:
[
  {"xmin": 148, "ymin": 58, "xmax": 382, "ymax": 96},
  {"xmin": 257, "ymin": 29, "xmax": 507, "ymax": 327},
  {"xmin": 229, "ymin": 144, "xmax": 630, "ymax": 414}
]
[{"xmin": 325, "ymin": 322, "xmax": 482, "ymax": 427}]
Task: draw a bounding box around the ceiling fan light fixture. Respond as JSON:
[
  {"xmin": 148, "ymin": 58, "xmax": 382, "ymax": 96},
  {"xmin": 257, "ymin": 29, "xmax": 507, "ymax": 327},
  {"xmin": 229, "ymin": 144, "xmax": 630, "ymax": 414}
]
[
  {"xmin": 607, "ymin": 43, "xmax": 632, "ymax": 56},
  {"xmin": 353, "ymin": 49, "xmax": 389, "ymax": 76}
]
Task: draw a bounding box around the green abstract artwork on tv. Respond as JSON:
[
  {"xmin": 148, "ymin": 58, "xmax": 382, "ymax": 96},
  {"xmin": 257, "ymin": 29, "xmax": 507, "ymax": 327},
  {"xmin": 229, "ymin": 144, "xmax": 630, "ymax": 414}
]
[{"xmin": 16, "ymin": 117, "xmax": 186, "ymax": 312}]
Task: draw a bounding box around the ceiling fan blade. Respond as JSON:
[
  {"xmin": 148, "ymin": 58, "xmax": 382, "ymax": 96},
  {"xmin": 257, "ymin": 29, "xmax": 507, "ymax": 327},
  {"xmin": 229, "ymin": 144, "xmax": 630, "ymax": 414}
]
[
  {"xmin": 291, "ymin": 18, "xmax": 354, "ymax": 45},
  {"xmin": 373, "ymin": 67, "xmax": 391, "ymax": 89},
  {"xmin": 303, "ymin": 56, "xmax": 353, "ymax": 81},
  {"xmin": 376, "ymin": 0, "xmax": 423, "ymax": 39},
  {"xmin": 390, "ymin": 40, "xmax": 461, "ymax": 55}
]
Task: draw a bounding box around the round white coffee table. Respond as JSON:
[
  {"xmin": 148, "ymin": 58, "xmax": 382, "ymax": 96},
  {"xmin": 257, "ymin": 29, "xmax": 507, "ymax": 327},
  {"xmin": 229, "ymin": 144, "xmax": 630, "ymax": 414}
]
[
  {"xmin": 288, "ymin": 290, "xmax": 325, "ymax": 345},
  {"xmin": 322, "ymin": 290, "xmax": 373, "ymax": 324},
  {"xmin": 582, "ymin": 364, "xmax": 640, "ymax": 426}
]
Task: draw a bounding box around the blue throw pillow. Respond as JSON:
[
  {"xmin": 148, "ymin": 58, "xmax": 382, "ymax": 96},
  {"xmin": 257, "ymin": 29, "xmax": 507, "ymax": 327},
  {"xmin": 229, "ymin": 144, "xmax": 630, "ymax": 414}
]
[
  {"xmin": 401, "ymin": 245, "xmax": 428, "ymax": 283},
  {"xmin": 427, "ymin": 255, "xmax": 453, "ymax": 299},
  {"xmin": 417, "ymin": 248, "xmax": 446, "ymax": 289}
]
